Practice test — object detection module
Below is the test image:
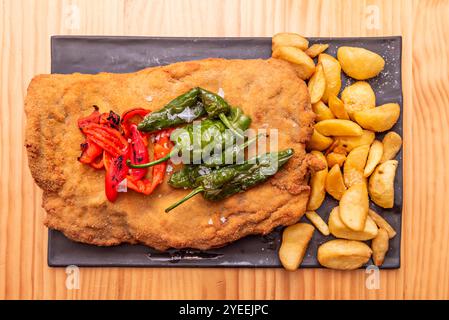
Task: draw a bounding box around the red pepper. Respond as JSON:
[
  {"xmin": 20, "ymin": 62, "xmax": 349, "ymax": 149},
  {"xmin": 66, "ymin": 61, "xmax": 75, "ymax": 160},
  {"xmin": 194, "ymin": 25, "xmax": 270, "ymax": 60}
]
[
  {"xmin": 103, "ymin": 151, "xmax": 112, "ymax": 171},
  {"xmin": 105, "ymin": 152, "xmax": 129, "ymax": 202},
  {"xmin": 99, "ymin": 110, "xmax": 121, "ymax": 130},
  {"xmin": 126, "ymin": 129, "xmax": 172, "ymax": 195},
  {"xmin": 78, "ymin": 139, "xmax": 103, "ymax": 165},
  {"xmin": 78, "ymin": 106, "xmax": 101, "ymax": 129},
  {"xmin": 82, "ymin": 123, "xmax": 128, "ymax": 158},
  {"xmin": 89, "ymin": 157, "xmax": 104, "ymax": 169},
  {"xmin": 128, "ymin": 124, "xmax": 149, "ymax": 181},
  {"xmin": 121, "ymin": 108, "xmax": 150, "ymax": 137},
  {"xmin": 77, "ymin": 108, "xmax": 175, "ymax": 202}
]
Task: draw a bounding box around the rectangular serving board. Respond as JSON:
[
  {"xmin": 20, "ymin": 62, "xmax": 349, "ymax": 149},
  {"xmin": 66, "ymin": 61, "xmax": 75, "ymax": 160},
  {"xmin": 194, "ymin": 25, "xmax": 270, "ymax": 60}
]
[{"xmin": 49, "ymin": 36, "xmax": 402, "ymax": 268}]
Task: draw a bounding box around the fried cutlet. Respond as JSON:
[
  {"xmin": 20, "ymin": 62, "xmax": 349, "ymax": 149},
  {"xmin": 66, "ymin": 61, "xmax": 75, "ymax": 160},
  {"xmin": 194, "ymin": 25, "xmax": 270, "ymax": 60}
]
[{"xmin": 25, "ymin": 58, "xmax": 318, "ymax": 250}]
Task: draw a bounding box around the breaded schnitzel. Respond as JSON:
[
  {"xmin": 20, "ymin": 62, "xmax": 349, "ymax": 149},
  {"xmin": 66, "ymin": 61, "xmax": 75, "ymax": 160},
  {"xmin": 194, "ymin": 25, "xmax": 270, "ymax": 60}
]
[{"xmin": 25, "ymin": 58, "xmax": 318, "ymax": 250}]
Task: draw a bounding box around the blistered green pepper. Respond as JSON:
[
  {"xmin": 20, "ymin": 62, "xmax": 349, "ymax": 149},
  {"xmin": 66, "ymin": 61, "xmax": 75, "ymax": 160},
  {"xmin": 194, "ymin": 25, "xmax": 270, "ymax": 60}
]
[
  {"xmin": 137, "ymin": 88, "xmax": 205, "ymax": 132},
  {"xmin": 137, "ymin": 87, "xmax": 248, "ymax": 137},
  {"xmin": 128, "ymin": 108, "xmax": 253, "ymax": 169},
  {"xmin": 165, "ymin": 148, "xmax": 294, "ymax": 212}
]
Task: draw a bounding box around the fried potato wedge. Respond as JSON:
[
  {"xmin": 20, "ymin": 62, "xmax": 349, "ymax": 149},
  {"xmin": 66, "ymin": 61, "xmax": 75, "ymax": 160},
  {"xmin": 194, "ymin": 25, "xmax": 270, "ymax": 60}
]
[
  {"xmin": 315, "ymin": 119, "xmax": 363, "ymax": 137},
  {"xmin": 312, "ymin": 101, "xmax": 335, "ymax": 121},
  {"xmin": 368, "ymin": 160, "xmax": 398, "ymax": 208},
  {"xmin": 305, "ymin": 211, "xmax": 330, "ymax": 236},
  {"xmin": 334, "ymin": 130, "xmax": 375, "ymax": 152},
  {"xmin": 279, "ymin": 223, "xmax": 315, "ymax": 271},
  {"xmin": 308, "ymin": 64, "xmax": 326, "ymax": 104},
  {"xmin": 368, "ymin": 209, "xmax": 397, "ymax": 239},
  {"xmin": 328, "ymin": 206, "xmax": 378, "ymax": 241},
  {"xmin": 337, "ymin": 46, "xmax": 385, "ymax": 80},
  {"xmin": 353, "ymin": 103, "xmax": 400, "ymax": 132},
  {"xmin": 339, "ymin": 183, "xmax": 369, "ymax": 231},
  {"xmin": 344, "ymin": 145, "xmax": 369, "ymax": 187},
  {"xmin": 364, "ymin": 140, "xmax": 383, "ymax": 177},
  {"xmin": 318, "ymin": 53, "xmax": 342, "ymax": 103},
  {"xmin": 329, "ymin": 95, "xmax": 350, "ymax": 120},
  {"xmin": 272, "ymin": 32, "xmax": 309, "ymax": 51},
  {"xmin": 317, "ymin": 239, "xmax": 372, "ymax": 270},
  {"xmin": 325, "ymin": 164, "xmax": 347, "ymax": 200},
  {"xmin": 341, "ymin": 81, "xmax": 376, "ymax": 118},
  {"xmin": 307, "ymin": 151, "xmax": 328, "ymax": 210},
  {"xmin": 381, "ymin": 131, "xmax": 402, "ymax": 162},
  {"xmin": 273, "ymin": 46, "xmax": 315, "ymax": 80},
  {"xmin": 326, "ymin": 152, "xmax": 346, "ymax": 168},
  {"xmin": 305, "ymin": 43, "xmax": 329, "ymax": 58},
  {"xmin": 372, "ymin": 228, "xmax": 389, "ymax": 266},
  {"xmin": 308, "ymin": 129, "xmax": 334, "ymax": 151}
]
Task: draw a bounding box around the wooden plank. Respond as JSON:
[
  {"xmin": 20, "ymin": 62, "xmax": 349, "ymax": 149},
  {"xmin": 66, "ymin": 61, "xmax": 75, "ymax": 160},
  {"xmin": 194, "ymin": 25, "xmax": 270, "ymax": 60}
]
[{"xmin": 0, "ymin": 0, "xmax": 447, "ymax": 299}]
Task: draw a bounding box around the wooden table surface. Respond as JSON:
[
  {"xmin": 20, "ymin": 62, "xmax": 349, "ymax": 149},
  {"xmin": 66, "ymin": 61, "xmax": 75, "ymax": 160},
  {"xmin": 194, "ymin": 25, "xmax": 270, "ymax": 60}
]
[{"xmin": 1, "ymin": 0, "xmax": 448, "ymax": 300}]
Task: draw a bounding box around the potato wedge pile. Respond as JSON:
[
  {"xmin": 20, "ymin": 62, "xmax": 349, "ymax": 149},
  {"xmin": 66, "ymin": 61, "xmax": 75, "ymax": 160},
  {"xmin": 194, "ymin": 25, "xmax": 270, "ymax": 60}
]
[{"xmin": 273, "ymin": 33, "xmax": 401, "ymax": 271}]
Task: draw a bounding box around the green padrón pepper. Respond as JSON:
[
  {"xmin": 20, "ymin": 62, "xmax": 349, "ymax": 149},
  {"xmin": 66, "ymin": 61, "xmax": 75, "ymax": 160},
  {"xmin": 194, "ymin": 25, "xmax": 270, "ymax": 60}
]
[
  {"xmin": 128, "ymin": 108, "xmax": 253, "ymax": 168},
  {"xmin": 165, "ymin": 148, "xmax": 294, "ymax": 212},
  {"xmin": 137, "ymin": 87, "xmax": 248, "ymax": 136},
  {"xmin": 137, "ymin": 88, "xmax": 205, "ymax": 132}
]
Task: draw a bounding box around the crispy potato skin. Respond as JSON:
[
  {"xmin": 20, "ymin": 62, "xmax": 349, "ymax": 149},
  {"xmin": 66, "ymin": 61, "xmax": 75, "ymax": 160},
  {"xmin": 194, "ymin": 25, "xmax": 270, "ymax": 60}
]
[
  {"xmin": 328, "ymin": 207, "xmax": 378, "ymax": 241},
  {"xmin": 305, "ymin": 44, "xmax": 329, "ymax": 58},
  {"xmin": 312, "ymin": 101, "xmax": 335, "ymax": 121},
  {"xmin": 368, "ymin": 209, "xmax": 397, "ymax": 238},
  {"xmin": 341, "ymin": 81, "xmax": 376, "ymax": 119},
  {"xmin": 307, "ymin": 151, "xmax": 328, "ymax": 210},
  {"xmin": 353, "ymin": 103, "xmax": 400, "ymax": 132},
  {"xmin": 325, "ymin": 164, "xmax": 347, "ymax": 200},
  {"xmin": 279, "ymin": 223, "xmax": 315, "ymax": 271},
  {"xmin": 25, "ymin": 58, "xmax": 317, "ymax": 250},
  {"xmin": 372, "ymin": 228, "xmax": 389, "ymax": 266},
  {"xmin": 307, "ymin": 129, "xmax": 334, "ymax": 151},
  {"xmin": 308, "ymin": 64, "xmax": 326, "ymax": 104},
  {"xmin": 315, "ymin": 119, "xmax": 363, "ymax": 137},
  {"xmin": 318, "ymin": 53, "xmax": 342, "ymax": 103},
  {"xmin": 337, "ymin": 46, "xmax": 385, "ymax": 80},
  {"xmin": 272, "ymin": 33, "xmax": 309, "ymax": 51},
  {"xmin": 381, "ymin": 131, "xmax": 402, "ymax": 163},
  {"xmin": 368, "ymin": 160, "xmax": 398, "ymax": 208},
  {"xmin": 339, "ymin": 183, "xmax": 369, "ymax": 231},
  {"xmin": 317, "ymin": 239, "xmax": 372, "ymax": 270},
  {"xmin": 305, "ymin": 211, "xmax": 330, "ymax": 236}
]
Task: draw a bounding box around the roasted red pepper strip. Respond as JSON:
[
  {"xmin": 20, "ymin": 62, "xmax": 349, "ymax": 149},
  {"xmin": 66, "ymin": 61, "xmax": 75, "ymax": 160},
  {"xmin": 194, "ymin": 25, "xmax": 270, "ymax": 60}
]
[
  {"xmin": 89, "ymin": 157, "xmax": 104, "ymax": 169},
  {"xmin": 82, "ymin": 123, "xmax": 128, "ymax": 157},
  {"xmin": 128, "ymin": 124, "xmax": 149, "ymax": 181},
  {"xmin": 78, "ymin": 106, "xmax": 101, "ymax": 129},
  {"xmin": 78, "ymin": 139, "xmax": 103, "ymax": 165},
  {"xmin": 99, "ymin": 110, "xmax": 121, "ymax": 130},
  {"xmin": 121, "ymin": 108, "xmax": 150, "ymax": 137},
  {"xmin": 103, "ymin": 151, "xmax": 112, "ymax": 171},
  {"xmin": 126, "ymin": 129, "xmax": 172, "ymax": 195},
  {"xmin": 105, "ymin": 152, "xmax": 129, "ymax": 202}
]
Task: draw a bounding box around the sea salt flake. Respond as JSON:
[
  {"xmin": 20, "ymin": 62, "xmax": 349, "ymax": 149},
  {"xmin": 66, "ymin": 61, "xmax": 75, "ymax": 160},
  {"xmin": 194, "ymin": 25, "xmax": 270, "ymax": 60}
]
[
  {"xmin": 145, "ymin": 95, "xmax": 153, "ymax": 102},
  {"xmin": 117, "ymin": 178, "xmax": 127, "ymax": 192},
  {"xmin": 176, "ymin": 107, "xmax": 196, "ymax": 122},
  {"xmin": 217, "ymin": 88, "xmax": 225, "ymax": 98},
  {"xmin": 220, "ymin": 216, "xmax": 227, "ymax": 223},
  {"xmin": 198, "ymin": 167, "xmax": 211, "ymax": 176},
  {"xmin": 166, "ymin": 164, "xmax": 173, "ymax": 173},
  {"xmin": 208, "ymin": 218, "xmax": 213, "ymax": 225}
]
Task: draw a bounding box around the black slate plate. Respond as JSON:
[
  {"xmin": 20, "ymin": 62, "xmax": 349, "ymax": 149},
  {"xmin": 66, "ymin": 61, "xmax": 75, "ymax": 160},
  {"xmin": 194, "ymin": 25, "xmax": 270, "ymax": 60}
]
[{"xmin": 49, "ymin": 36, "xmax": 402, "ymax": 268}]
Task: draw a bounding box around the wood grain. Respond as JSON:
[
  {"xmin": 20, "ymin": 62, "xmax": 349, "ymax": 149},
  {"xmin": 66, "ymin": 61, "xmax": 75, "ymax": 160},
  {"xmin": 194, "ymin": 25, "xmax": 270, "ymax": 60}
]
[{"xmin": 0, "ymin": 0, "xmax": 447, "ymax": 300}]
